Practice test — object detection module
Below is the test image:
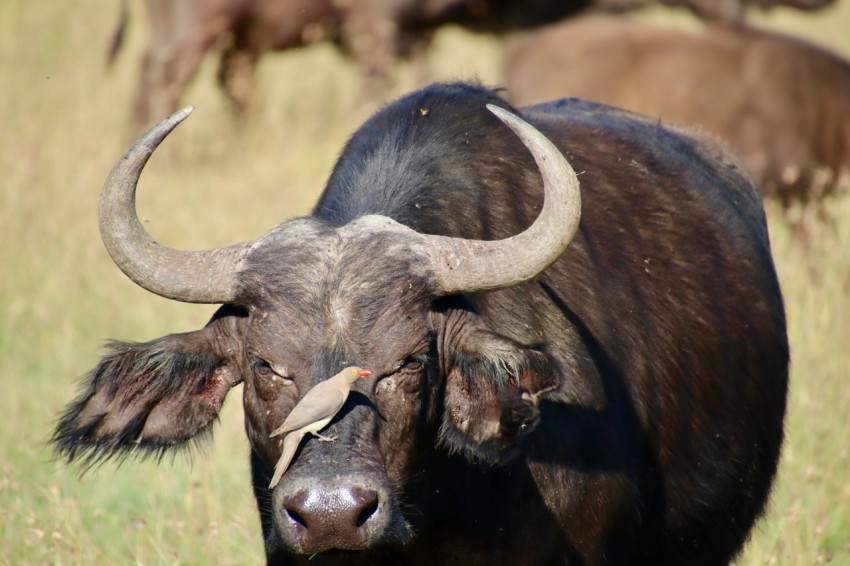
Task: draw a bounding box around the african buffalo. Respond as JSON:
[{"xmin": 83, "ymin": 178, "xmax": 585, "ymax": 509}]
[
  {"xmin": 109, "ymin": 0, "xmax": 834, "ymax": 132},
  {"xmin": 504, "ymin": 16, "xmax": 850, "ymax": 219},
  {"xmin": 54, "ymin": 82, "xmax": 788, "ymax": 564},
  {"xmin": 108, "ymin": 0, "xmax": 342, "ymax": 130}
]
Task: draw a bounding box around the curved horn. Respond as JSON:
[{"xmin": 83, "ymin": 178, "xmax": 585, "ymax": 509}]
[
  {"xmin": 99, "ymin": 106, "xmax": 252, "ymax": 303},
  {"xmin": 420, "ymin": 104, "xmax": 582, "ymax": 294}
]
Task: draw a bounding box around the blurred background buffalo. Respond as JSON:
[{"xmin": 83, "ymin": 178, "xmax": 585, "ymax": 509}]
[
  {"xmin": 110, "ymin": 0, "xmax": 835, "ymax": 126},
  {"xmin": 107, "ymin": 0, "xmax": 845, "ymax": 231},
  {"xmin": 504, "ymin": 15, "xmax": 850, "ymax": 228}
]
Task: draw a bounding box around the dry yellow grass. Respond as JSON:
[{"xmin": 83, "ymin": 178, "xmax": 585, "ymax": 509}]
[{"xmin": 1, "ymin": 1, "xmax": 848, "ymax": 563}]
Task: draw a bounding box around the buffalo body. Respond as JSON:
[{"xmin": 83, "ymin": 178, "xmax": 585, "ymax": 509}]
[{"xmin": 55, "ymin": 82, "xmax": 788, "ymax": 564}]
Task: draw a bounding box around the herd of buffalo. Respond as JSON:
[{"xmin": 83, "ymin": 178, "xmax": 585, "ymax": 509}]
[
  {"xmin": 107, "ymin": 0, "xmax": 847, "ymax": 219},
  {"xmin": 54, "ymin": 1, "xmax": 845, "ymax": 564}
]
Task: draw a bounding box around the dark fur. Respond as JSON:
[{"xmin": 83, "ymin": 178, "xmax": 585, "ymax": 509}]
[
  {"xmin": 55, "ymin": 82, "xmax": 788, "ymax": 564},
  {"xmin": 53, "ymin": 305, "xmax": 245, "ymax": 468},
  {"xmin": 52, "ymin": 339, "xmax": 219, "ymax": 466}
]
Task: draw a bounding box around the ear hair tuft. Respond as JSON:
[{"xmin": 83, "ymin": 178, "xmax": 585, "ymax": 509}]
[
  {"xmin": 51, "ymin": 337, "xmax": 230, "ymax": 472},
  {"xmin": 438, "ymin": 335, "xmax": 557, "ymax": 465}
]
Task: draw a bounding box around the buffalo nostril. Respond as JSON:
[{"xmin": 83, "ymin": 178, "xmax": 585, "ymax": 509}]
[
  {"xmin": 355, "ymin": 490, "xmax": 379, "ymax": 527},
  {"xmin": 286, "ymin": 507, "xmax": 307, "ymax": 529}
]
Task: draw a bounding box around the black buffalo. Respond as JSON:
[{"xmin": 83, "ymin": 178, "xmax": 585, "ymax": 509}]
[{"xmin": 54, "ymin": 82, "xmax": 788, "ymax": 564}]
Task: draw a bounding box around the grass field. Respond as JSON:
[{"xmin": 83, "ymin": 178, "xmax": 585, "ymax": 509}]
[{"xmin": 1, "ymin": 1, "xmax": 848, "ymax": 563}]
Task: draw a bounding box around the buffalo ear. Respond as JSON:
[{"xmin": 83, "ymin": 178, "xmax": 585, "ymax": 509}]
[
  {"xmin": 52, "ymin": 307, "xmax": 244, "ymax": 467},
  {"xmin": 439, "ymin": 330, "xmax": 557, "ymax": 464}
]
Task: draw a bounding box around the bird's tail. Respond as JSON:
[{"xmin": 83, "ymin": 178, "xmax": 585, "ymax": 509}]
[{"xmin": 269, "ymin": 432, "xmax": 303, "ymax": 489}]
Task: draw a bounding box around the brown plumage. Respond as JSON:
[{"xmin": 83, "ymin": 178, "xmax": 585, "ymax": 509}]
[{"xmin": 268, "ymin": 367, "xmax": 372, "ymax": 488}]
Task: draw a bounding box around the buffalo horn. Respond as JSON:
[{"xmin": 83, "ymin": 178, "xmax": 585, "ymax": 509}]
[
  {"xmin": 99, "ymin": 107, "xmax": 251, "ymax": 303},
  {"xmin": 419, "ymin": 104, "xmax": 582, "ymax": 294}
]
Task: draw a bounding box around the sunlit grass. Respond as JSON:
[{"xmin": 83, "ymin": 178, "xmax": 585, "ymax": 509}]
[{"xmin": 1, "ymin": 0, "xmax": 848, "ymax": 563}]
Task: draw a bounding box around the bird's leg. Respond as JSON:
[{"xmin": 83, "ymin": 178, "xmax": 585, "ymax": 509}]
[{"xmin": 312, "ymin": 432, "xmax": 337, "ymax": 442}]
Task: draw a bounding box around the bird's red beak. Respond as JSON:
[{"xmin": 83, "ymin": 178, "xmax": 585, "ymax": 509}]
[{"xmin": 358, "ymin": 369, "xmax": 372, "ymax": 378}]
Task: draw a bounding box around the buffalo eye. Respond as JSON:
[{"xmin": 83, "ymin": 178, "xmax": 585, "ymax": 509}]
[
  {"xmin": 249, "ymin": 357, "xmax": 292, "ymax": 383},
  {"xmin": 401, "ymin": 353, "xmax": 430, "ymax": 374},
  {"xmin": 377, "ymin": 355, "xmax": 429, "ymax": 399}
]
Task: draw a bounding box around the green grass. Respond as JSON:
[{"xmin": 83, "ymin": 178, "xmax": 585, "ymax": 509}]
[{"xmin": 1, "ymin": 0, "xmax": 848, "ymax": 563}]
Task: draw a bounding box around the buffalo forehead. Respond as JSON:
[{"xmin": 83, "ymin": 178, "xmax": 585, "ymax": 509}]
[
  {"xmin": 237, "ymin": 217, "xmax": 435, "ymax": 302},
  {"xmin": 237, "ymin": 220, "xmax": 435, "ymax": 370}
]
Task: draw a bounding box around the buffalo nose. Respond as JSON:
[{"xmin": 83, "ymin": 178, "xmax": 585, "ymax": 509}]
[{"xmin": 283, "ymin": 485, "xmax": 380, "ymax": 552}]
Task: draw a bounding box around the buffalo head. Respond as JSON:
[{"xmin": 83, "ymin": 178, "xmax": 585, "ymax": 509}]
[{"xmin": 54, "ymin": 102, "xmax": 580, "ymax": 556}]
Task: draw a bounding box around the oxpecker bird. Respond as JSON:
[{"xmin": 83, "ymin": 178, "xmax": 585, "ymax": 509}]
[{"xmin": 268, "ymin": 366, "xmax": 372, "ymax": 488}]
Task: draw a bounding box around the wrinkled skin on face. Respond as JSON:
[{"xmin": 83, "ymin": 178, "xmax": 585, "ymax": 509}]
[
  {"xmin": 222, "ymin": 219, "xmax": 555, "ymax": 556},
  {"xmin": 52, "ymin": 216, "xmax": 555, "ymax": 559}
]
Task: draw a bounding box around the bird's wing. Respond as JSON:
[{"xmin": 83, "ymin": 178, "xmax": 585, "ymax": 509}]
[
  {"xmin": 272, "ymin": 386, "xmax": 346, "ymax": 436},
  {"xmin": 268, "ymin": 431, "xmax": 304, "ymax": 489}
]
